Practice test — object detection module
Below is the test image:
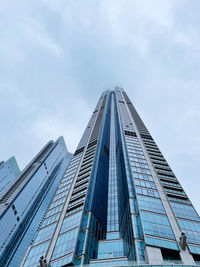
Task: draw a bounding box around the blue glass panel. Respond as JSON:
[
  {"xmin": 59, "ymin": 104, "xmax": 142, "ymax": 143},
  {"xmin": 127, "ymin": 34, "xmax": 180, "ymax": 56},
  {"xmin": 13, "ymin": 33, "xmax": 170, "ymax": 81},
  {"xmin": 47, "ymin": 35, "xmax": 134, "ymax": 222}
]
[
  {"xmin": 106, "ymin": 232, "xmax": 120, "ymax": 240},
  {"xmin": 178, "ymin": 219, "xmax": 200, "ymax": 245},
  {"xmin": 137, "ymin": 195, "xmax": 166, "ymax": 214},
  {"xmin": 50, "ymin": 254, "xmax": 73, "ymax": 267},
  {"xmin": 42, "ymin": 214, "xmax": 59, "ymax": 228},
  {"xmin": 141, "ymin": 211, "xmax": 175, "ymax": 239},
  {"xmin": 85, "ymin": 231, "xmax": 98, "ymax": 259},
  {"xmin": 146, "ymin": 236, "xmax": 179, "ymax": 251},
  {"xmin": 34, "ymin": 223, "xmax": 56, "ymax": 245},
  {"xmin": 134, "ymin": 179, "xmax": 156, "ymax": 189},
  {"xmin": 75, "ymin": 229, "xmax": 86, "ymax": 256},
  {"xmin": 188, "ymin": 245, "xmax": 200, "ymax": 255},
  {"xmin": 97, "ymin": 240, "xmax": 124, "ymax": 259},
  {"xmin": 132, "ymin": 172, "xmax": 153, "ymax": 181},
  {"xmin": 60, "ymin": 211, "xmax": 81, "ymax": 234},
  {"xmin": 51, "ymin": 228, "xmax": 79, "ymax": 260},
  {"xmin": 130, "ymin": 198, "xmax": 138, "ymax": 213},
  {"xmin": 171, "ymin": 203, "xmax": 200, "ymax": 221},
  {"xmin": 136, "ymin": 187, "xmax": 160, "ymax": 198},
  {"xmin": 81, "ymin": 212, "xmax": 89, "ymax": 229},
  {"xmin": 137, "ymin": 241, "xmax": 145, "ymax": 262},
  {"xmin": 23, "ymin": 242, "xmax": 50, "ymax": 267},
  {"xmin": 134, "ymin": 216, "xmax": 143, "ymax": 239}
]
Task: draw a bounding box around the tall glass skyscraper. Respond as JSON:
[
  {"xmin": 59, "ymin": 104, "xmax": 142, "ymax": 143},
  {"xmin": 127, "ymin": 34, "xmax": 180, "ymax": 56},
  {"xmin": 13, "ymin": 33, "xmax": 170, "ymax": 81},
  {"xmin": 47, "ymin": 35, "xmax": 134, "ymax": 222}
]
[
  {"xmin": 0, "ymin": 137, "xmax": 72, "ymax": 267},
  {"xmin": 21, "ymin": 88, "xmax": 200, "ymax": 267}
]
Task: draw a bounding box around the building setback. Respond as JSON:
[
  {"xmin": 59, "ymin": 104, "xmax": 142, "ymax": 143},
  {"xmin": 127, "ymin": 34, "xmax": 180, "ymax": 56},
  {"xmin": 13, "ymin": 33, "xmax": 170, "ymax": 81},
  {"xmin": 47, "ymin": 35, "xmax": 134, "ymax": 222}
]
[
  {"xmin": 0, "ymin": 137, "xmax": 72, "ymax": 267},
  {"xmin": 21, "ymin": 88, "xmax": 200, "ymax": 266}
]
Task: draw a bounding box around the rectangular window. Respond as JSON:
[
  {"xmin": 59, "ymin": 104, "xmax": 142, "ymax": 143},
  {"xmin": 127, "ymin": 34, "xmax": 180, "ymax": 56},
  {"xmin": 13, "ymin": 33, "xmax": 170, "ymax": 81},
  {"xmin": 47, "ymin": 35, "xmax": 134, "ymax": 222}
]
[
  {"xmin": 45, "ymin": 205, "xmax": 63, "ymax": 218},
  {"xmin": 141, "ymin": 211, "xmax": 175, "ymax": 240},
  {"xmin": 146, "ymin": 236, "xmax": 179, "ymax": 251},
  {"xmin": 60, "ymin": 212, "xmax": 82, "ymax": 234},
  {"xmin": 188, "ymin": 245, "xmax": 200, "ymax": 255},
  {"xmin": 132, "ymin": 172, "xmax": 153, "ymax": 181},
  {"xmin": 171, "ymin": 203, "xmax": 200, "ymax": 221},
  {"xmin": 51, "ymin": 228, "xmax": 79, "ymax": 260},
  {"xmin": 134, "ymin": 179, "xmax": 156, "ymax": 189},
  {"xmin": 136, "ymin": 187, "xmax": 160, "ymax": 198},
  {"xmin": 97, "ymin": 240, "xmax": 124, "ymax": 259},
  {"xmin": 23, "ymin": 242, "xmax": 50, "ymax": 267},
  {"xmin": 34, "ymin": 223, "xmax": 56, "ymax": 245},
  {"xmin": 42, "ymin": 214, "xmax": 59, "ymax": 228},
  {"xmin": 178, "ymin": 219, "xmax": 200, "ymax": 245},
  {"xmin": 137, "ymin": 195, "xmax": 166, "ymax": 214}
]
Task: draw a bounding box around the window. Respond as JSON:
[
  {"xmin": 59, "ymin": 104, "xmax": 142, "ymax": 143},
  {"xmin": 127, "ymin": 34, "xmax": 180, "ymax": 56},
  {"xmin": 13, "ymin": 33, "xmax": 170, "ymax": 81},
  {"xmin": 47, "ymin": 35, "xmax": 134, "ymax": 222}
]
[
  {"xmin": 97, "ymin": 240, "xmax": 124, "ymax": 259},
  {"xmin": 178, "ymin": 219, "xmax": 200, "ymax": 245},
  {"xmin": 131, "ymin": 167, "xmax": 151, "ymax": 174},
  {"xmin": 134, "ymin": 216, "xmax": 143, "ymax": 239},
  {"xmin": 45, "ymin": 205, "xmax": 63, "ymax": 218},
  {"xmin": 60, "ymin": 212, "xmax": 82, "ymax": 234},
  {"xmin": 49, "ymin": 197, "xmax": 66, "ymax": 209},
  {"xmin": 130, "ymin": 161, "xmax": 149, "ymax": 169},
  {"xmin": 42, "ymin": 214, "xmax": 59, "ymax": 228},
  {"xmin": 146, "ymin": 236, "xmax": 179, "ymax": 250},
  {"xmin": 168, "ymin": 196, "xmax": 190, "ymax": 205},
  {"xmin": 137, "ymin": 195, "xmax": 166, "ymax": 214},
  {"xmin": 68, "ymin": 196, "xmax": 85, "ymax": 208},
  {"xmin": 51, "ymin": 228, "xmax": 79, "ymax": 260},
  {"xmin": 53, "ymin": 191, "xmax": 68, "ymax": 201},
  {"xmin": 66, "ymin": 203, "xmax": 83, "ymax": 216},
  {"xmin": 106, "ymin": 232, "xmax": 120, "ymax": 240},
  {"xmin": 161, "ymin": 180, "xmax": 181, "ymax": 188},
  {"xmin": 50, "ymin": 254, "xmax": 73, "ymax": 267},
  {"xmin": 23, "ymin": 242, "xmax": 50, "ymax": 267},
  {"xmin": 189, "ymin": 245, "xmax": 200, "ymax": 255},
  {"xmin": 164, "ymin": 187, "xmax": 185, "ymax": 196},
  {"xmin": 34, "ymin": 223, "xmax": 56, "ymax": 245},
  {"xmin": 132, "ymin": 172, "xmax": 153, "ymax": 181},
  {"xmin": 136, "ymin": 187, "xmax": 160, "ymax": 198},
  {"xmin": 137, "ymin": 241, "xmax": 145, "ymax": 262},
  {"xmin": 171, "ymin": 203, "xmax": 200, "ymax": 221},
  {"xmin": 141, "ymin": 211, "xmax": 175, "ymax": 239},
  {"xmin": 134, "ymin": 179, "xmax": 156, "ymax": 189},
  {"xmin": 85, "ymin": 231, "xmax": 98, "ymax": 259},
  {"xmin": 130, "ymin": 198, "xmax": 138, "ymax": 214}
]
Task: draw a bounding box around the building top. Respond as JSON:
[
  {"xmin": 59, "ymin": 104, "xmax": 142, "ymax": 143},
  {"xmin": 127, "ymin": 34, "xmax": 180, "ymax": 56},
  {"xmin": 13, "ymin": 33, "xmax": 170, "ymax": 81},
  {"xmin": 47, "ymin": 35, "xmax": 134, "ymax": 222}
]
[
  {"xmin": 0, "ymin": 156, "xmax": 21, "ymax": 196},
  {"xmin": 6, "ymin": 156, "xmax": 21, "ymax": 178}
]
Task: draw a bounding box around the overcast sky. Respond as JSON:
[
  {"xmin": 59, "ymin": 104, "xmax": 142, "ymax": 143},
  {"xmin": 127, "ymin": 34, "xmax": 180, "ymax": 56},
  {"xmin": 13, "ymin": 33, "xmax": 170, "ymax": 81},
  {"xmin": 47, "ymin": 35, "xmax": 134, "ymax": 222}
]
[{"xmin": 0, "ymin": 0, "xmax": 199, "ymax": 214}]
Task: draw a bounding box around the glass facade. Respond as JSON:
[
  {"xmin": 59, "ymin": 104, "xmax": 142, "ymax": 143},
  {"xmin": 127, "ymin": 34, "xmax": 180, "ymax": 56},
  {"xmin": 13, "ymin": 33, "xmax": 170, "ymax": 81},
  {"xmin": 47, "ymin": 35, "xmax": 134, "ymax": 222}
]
[
  {"xmin": 19, "ymin": 88, "xmax": 200, "ymax": 266},
  {"xmin": 0, "ymin": 137, "xmax": 72, "ymax": 267}
]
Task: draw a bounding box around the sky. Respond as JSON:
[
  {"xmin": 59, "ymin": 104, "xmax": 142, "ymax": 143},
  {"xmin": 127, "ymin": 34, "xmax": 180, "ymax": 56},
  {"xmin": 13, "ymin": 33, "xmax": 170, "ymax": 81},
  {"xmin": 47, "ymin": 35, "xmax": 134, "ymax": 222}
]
[{"xmin": 0, "ymin": 0, "xmax": 199, "ymax": 214}]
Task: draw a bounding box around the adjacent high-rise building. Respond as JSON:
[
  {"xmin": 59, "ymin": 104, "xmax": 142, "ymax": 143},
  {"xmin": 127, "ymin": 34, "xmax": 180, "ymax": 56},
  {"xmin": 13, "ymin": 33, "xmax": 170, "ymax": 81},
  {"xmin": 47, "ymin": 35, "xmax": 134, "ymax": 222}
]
[
  {"xmin": 21, "ymin": 88, "xmax": 200, "ymax": 266},
  {"xmin": 0, "ymin": 156, "xmax": 21, "ymax": 195},
  {"xmin": 0, "ymin": 137, "xmax": 72, "ymax": 267}
]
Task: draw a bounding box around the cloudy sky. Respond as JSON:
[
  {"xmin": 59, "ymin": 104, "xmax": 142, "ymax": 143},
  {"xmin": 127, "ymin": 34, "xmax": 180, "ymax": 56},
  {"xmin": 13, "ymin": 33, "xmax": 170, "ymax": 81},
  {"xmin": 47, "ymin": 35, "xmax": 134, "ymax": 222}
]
[{"xmin": 0, "ymin": 0, "xmax": 199, "ymax": 213}]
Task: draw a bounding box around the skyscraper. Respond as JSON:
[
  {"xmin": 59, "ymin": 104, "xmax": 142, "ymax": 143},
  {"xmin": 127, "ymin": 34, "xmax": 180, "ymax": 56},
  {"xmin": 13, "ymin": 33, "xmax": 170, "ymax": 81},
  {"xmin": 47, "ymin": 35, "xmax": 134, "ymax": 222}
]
[
  {"xmin": 0, "ymin": 137, "xmax": 72, "ymax": 267},
  {"xmin": 0, "ymin": 156, "xmax": 21, "ymax": 195},
  {"xmin": 21, "ymin": 88, "xmax": 200, "ymax": 267}
]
